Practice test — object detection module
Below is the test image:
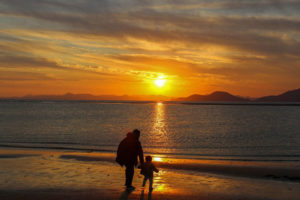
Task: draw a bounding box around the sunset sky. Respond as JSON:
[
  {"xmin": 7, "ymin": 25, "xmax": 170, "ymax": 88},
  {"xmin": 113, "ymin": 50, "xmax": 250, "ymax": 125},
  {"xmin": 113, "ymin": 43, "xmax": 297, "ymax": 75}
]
[{"xmin": 0, "ymin": 0, "xmax": 300, "ymax": 98}]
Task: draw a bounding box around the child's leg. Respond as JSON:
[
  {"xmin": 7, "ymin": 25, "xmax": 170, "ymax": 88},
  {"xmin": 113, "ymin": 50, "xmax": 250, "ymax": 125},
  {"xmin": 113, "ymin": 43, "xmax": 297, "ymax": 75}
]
[
  {"xmin": 142, "ymin": 176, "xmax": 147, "ymax": 187},
  {"xmin": 149, "ymin": 177, "xmax": 153, "ymax": 190}
]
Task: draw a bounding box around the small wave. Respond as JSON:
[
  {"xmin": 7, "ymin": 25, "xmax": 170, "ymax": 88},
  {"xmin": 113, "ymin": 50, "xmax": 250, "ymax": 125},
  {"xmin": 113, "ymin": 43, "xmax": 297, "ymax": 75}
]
[
  {"xmin": 1, "ymin": 143, "xmax": 300, "ymax": 162},
  {"xmin": 0, "ymin": 143, "xmax": 113, "ymax": 153},
  {"xmin": 60, "ymin": 155, "xmax": 114, "ymax": 162},
  {"xmin": 0, "ymin": 154, "xmax": 40, "ymax": 159}
]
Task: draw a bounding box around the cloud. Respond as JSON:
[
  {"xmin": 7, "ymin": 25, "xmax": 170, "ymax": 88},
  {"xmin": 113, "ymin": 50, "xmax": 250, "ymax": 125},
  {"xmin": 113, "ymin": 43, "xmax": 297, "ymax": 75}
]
[
  {"xmin": 218, "ymin": 0, "xmax": 300, "ymax": 13},
  {"xmin": 0, "ymin": 0, "xmax": 299, "ymax": 96},
  {"xmin": 0, "ymin": 55, "xmax": 63, "ymax": 69},
  {"xmin": 0, "ymin": 53, "xmax": 115, "ymax": 79},
  {"xmin": 1, "ymin": 1, "xmax": 300, "ymax": 58},
  {"xmin": 0, "ymin": 70, "xmax": 54, "ymax": 81}
]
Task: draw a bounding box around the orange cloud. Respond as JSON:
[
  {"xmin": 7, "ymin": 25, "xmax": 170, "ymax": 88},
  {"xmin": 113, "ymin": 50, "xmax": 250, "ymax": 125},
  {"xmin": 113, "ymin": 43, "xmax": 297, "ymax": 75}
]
[{"xmin": 0, "ymin": 0, "xmax": 300, "ymax": 97}]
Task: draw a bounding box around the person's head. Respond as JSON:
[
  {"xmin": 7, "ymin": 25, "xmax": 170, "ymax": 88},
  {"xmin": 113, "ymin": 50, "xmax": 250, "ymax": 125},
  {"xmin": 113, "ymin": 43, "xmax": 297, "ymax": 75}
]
[
  {"xmin": 133, "ymin": 129, "xmax": 140, "ymax": 139},
  {"xmin": 146, "ymin": 155, "xmax": 152, "ymax": 162}
]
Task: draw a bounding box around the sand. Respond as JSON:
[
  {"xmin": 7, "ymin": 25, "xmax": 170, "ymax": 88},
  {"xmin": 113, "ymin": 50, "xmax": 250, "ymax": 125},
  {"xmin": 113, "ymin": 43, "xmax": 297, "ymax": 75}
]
[{"xmin": 0, "ymin": 147, "xmax": 299, "ymax": 200}]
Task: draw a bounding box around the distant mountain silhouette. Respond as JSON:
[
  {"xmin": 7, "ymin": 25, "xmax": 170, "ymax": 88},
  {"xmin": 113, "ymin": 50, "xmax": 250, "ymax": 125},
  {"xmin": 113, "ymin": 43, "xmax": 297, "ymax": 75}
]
[
  {"xmin": 2, "ymin": 88, "xmax": 300, "ymax": 102},
  {"xmin": 256, "ymin": 88, "xmax": 300, "ymax": 102},
  {"xmin": 18, "ymin": 93, "xmax": 169, "ymax": 101},
  {"xmin": 173, "ymin": 91, "xmax": 249, "ymax": 102}
]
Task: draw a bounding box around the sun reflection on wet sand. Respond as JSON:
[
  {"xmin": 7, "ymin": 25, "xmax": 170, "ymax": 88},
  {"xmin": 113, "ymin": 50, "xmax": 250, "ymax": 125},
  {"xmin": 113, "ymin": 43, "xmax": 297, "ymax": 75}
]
[
  {"xmin": 152, "ymin": 157, "xmax": 163, "ymax": 162},
  {"xmin": 153, "ymin": 170, "xmax": 167, "ymax": 192},
  {"xmin": 138, "ymin": 169, "xmax": 183, "ymax": 196}
]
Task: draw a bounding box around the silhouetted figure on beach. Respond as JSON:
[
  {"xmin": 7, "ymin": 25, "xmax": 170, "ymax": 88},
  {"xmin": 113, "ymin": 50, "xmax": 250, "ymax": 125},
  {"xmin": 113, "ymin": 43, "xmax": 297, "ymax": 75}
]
[
  {"xmin": 116, "ymin": 129, "xmax": 144, "ymax": 190},
  {"xmin": 140, "ymin": 155, "xmax": 159, "ymax": 192}
]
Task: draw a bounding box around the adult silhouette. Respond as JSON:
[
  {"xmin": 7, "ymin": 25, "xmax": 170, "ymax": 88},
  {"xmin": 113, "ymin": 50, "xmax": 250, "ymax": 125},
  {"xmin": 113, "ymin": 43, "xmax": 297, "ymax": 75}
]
[{"xmin": 116, "ymin": 129, "xmax": 144, "ymax": 190}]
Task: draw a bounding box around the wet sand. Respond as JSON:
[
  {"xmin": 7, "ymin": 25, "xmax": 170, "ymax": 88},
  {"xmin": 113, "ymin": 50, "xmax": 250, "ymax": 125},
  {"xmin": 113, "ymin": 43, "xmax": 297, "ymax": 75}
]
[{"xmin": 0, "ymin": 148, "xmax": 299, "ymax": 200}]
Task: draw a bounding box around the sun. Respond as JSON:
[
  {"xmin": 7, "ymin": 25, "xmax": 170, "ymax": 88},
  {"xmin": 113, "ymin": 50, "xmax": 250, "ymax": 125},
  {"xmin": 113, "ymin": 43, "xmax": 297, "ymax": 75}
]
[{"xmin": 154, "ymin": 76, "xmax": 166, "ymax": 88}]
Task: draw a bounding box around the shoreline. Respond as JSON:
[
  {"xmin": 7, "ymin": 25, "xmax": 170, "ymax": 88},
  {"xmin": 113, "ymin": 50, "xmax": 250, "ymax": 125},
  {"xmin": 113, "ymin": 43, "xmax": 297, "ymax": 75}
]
[
  {"xmin": 1, "ymin": 146, "xmax": 300, "ymax": 182},
  {"xmin": 2, "ymin": 143, "xmax": 300, "ymax": 160}
]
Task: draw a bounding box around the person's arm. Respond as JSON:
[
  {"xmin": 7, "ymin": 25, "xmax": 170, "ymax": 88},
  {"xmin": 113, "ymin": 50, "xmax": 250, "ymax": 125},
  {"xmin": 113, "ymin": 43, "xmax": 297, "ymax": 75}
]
[
  {"xmin": 152, "ymin": 164, "xmax": 159, "ymax": 173},
  {"xmin": 116, "ymin": 140, "xmax": 125, "ymax": 166},
  {"xmin": 137, "ymin": 141, "xmax": 144, "ymax": 164}
]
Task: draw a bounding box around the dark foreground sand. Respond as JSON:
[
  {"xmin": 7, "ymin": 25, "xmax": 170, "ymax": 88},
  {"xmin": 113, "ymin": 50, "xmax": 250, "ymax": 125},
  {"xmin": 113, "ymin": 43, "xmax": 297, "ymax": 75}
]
[
  {"xmin": 0, "ymin": 148, "xmax": 299, "ymax": 200},
  {"xmin": 0, "ymin": 189, "xmax": 230, "ymax": 200}
]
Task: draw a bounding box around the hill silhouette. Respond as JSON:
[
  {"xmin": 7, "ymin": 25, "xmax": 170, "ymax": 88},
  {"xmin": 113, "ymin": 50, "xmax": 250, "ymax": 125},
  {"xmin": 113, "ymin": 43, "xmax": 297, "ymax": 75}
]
[
  {"xmin": 173, "ymin": 91, "xmax": 249, "ymax": 102},
  {"xmin": 256, "ymin": 88, "xmax": 300, "ymax": 102}
]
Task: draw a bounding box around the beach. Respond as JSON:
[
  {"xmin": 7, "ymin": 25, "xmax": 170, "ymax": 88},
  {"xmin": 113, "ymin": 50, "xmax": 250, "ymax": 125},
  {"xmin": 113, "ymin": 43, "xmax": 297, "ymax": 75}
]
[{"xmin": 1, "ymin": 147, "xmax": 299, "ymax": 200}]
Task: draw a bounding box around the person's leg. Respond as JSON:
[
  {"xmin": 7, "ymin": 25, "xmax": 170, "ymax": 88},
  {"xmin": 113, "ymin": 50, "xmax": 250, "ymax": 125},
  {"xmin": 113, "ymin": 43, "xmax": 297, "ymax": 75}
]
[
  {"xmin": 149, "ymin": 177, "xmax": 153, "ymax": 191},
  {"xmin": 142, "ymin": 176, "xmax": 147, "ymax": 187},
  {"xmin": 125, "ymin": 164, "xmax": 134, "ymax": 187}
]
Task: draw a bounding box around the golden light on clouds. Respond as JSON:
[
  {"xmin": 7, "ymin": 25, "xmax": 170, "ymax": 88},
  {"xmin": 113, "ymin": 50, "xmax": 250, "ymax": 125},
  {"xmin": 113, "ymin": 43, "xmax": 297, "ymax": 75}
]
[{"xmin": 0, "ymin": 0, "xmax": 299, "ymax": 98}]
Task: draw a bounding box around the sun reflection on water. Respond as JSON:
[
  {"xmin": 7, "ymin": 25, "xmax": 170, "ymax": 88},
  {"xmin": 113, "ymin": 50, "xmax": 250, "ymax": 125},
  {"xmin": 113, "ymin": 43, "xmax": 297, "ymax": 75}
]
[{"xmin": 152, "ymin": 102, "xmax": 166, "ymax": 138}]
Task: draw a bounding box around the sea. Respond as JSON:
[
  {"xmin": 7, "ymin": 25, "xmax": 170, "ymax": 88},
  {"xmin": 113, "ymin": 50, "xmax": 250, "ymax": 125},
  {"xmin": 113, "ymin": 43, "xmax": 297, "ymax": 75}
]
[
  {"xmin": 1, "ymin": 100, "xmax": 300, "ymax": 199},
  {"xmin": 0, "ymin": 100, "xmax": 300, "ymax": 178}
]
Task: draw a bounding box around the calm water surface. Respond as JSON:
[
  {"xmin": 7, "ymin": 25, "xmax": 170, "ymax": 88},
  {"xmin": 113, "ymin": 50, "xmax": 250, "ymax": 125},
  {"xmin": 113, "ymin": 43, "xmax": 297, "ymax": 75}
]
[{"xmin": 0, "ymin": 100, "xmax": 300, "ymax": 161}]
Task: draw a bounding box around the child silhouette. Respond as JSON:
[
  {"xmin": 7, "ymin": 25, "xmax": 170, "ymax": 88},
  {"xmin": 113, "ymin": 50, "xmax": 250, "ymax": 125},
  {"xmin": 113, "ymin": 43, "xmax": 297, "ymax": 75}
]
[{"xmin": 140, "ymin": 156, "xmax": 159, "ymax": 191}]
